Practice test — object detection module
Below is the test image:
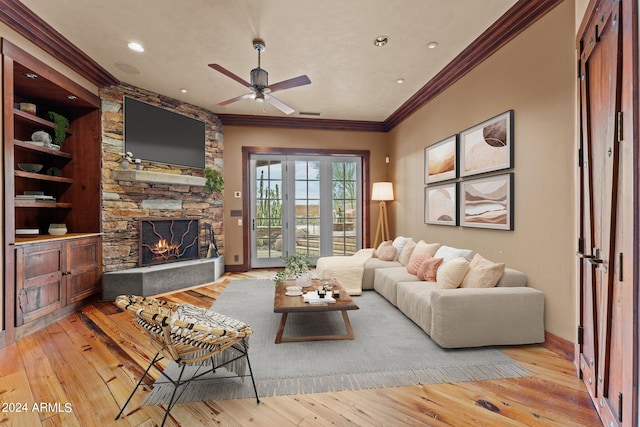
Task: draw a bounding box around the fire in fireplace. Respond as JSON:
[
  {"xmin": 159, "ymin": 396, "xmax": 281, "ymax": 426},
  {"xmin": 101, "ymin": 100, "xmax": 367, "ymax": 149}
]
[{"xmin": 139, "ymin": 218, "xmax": 200, "ymax": 267}]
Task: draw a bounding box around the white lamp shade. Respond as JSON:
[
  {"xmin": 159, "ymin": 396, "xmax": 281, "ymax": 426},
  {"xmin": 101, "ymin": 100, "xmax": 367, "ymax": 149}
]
[{"xmin": 372, "ymin": 182, "xmax": 394, "ymax": 201}]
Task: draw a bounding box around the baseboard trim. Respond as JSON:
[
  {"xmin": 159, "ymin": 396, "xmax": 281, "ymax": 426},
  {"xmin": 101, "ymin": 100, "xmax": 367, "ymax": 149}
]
[
  {"xmin": 225, "ymin": 264, "xmax": 249, "ymax": 273},
  {"xmin": 543, "ymin": 331, "xmax": 574, "ymax": 361}
]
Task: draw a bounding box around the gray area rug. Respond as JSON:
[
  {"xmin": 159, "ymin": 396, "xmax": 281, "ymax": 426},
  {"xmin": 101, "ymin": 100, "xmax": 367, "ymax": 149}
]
[{"xmin": 144, "ymin": 279, "xmax": 530, "ymax": 404}]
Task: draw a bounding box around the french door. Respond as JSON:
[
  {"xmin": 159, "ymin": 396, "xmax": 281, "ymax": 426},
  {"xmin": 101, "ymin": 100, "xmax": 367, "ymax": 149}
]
[{"xmin": 250, "ymin": 154, "xmax": 362, "ymax": 268}]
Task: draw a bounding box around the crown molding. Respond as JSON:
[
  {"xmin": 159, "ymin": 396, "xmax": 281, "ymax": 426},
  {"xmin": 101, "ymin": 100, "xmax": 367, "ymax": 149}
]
[
  {"xmin": 383, "ymin": 0, "xmax": 563, "ymax": 131},
  {"xmin": 217, "ymin": 114, "xmax": 386, "ymax": 132},
  {"xmin": 0, "ymin": 0, "xmax": 119, "ymax": 87}
]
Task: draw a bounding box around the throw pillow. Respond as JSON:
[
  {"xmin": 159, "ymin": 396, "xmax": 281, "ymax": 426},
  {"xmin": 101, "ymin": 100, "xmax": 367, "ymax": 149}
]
[
  {"xmin": 460, "ymin": 253, "xmax": 506, "ymax": 288},
  {"xmin": 436, "ymin": 257, "xmax": 470, "ymax": 289},
  {"xmin": 407, "ymin": 254, "xmax": 428, "ymax": 275},
  {"xmin": 417, "ymin": 256, "xmax": 444, "ymax": 281},
  {"xmin": 391, "ymin": 236, "xmax": 413, "ymax": 261},
  {"xmin": 398, "ymin": 240, "xmax": 416, "ymax": 266},
  {"xmin": 373, "ymin": 240, "xmax": 392, "ymax": 258},
  {"xmin": 377, "ymin": 245, "xmax": 397, "ymax": 261},
  {"xmin": 434, "ymin": 245, "xmax": 474, "ymax": 265},
  {"xmin": 408, "ymin": 240, "xmax": 441, "ymax": 263}
]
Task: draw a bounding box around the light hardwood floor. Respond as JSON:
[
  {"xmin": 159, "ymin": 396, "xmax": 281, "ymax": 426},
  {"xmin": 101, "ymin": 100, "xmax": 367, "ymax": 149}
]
[{"xmin": 0, "ymin": 271, "xmax": 601, "ymax": 426}]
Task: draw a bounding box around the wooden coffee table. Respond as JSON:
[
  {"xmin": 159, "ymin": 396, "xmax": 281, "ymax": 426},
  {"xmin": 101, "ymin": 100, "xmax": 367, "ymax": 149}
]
[{"xmin": 273, "ymin": 279, "xmax": 359, "ymax": 344}]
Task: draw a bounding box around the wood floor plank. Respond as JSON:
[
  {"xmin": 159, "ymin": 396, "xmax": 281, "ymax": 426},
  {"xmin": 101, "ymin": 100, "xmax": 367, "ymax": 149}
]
[
  {"xmin": 0, "ymin": 371, "xmax": 42, "ymax": 427},
  {"xmin": 0, "ymin": 271, "xmax": 602, "ymax": 426}
]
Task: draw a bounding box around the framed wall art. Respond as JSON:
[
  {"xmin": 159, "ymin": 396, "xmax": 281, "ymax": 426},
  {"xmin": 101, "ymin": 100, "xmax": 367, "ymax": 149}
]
[
  {"xmin": 424, "ymin": 182, "xmax": 458, "ymax": 226},
  {"xmin": 424, "ymin": 134, "xmax": 458, "ymax": 184},
  {"xmin": 460, "ymin": 173, "xmax": 513, "ymax": 230},
  {"xmin": 459, "ymin": 110, "xmax": 513, "ymax": 177}
]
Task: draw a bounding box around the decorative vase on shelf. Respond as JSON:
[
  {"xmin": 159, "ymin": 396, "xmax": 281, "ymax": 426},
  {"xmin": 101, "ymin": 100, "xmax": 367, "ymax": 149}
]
[{"xmin": 48, "ymin": 223, "xmax": 67, "ymax": 236}]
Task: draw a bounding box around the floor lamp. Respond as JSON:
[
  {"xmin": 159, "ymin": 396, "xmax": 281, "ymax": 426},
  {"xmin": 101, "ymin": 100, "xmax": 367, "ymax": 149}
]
[{"xmin": 372, "ymin": 182, "xmax": 394, "ymax": 248}]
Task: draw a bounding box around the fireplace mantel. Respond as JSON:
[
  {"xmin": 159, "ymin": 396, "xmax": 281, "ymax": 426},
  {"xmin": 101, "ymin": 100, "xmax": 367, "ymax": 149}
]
[{"xmin": 112, "ymin": 169, "xmax": 206, "ymax": 186}]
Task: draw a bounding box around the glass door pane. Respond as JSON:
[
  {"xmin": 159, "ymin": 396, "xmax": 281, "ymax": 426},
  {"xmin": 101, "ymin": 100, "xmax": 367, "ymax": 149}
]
[
  {"xmin": 251, "ymin": 158, "xmax": 284, "ymax": 267},
  {"xmin": 293, "ymin": 159, "xmax": 321, "ymax": 260},
  {"xmin": 331, "ymin": 161, "xmax": 358, "ymax": 255}
]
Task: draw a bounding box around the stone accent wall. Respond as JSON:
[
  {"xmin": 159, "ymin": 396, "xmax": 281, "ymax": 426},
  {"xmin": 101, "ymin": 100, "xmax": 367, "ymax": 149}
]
[{"xmin": 100, "ymin": 83, "xmax": 224, "ymax": 272}]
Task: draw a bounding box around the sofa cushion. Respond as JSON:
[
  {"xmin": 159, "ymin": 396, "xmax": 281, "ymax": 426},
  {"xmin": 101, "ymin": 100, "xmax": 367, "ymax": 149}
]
[
  {"xmin": 398, "ymin": 240, "xmax": 416, "ymax": 266},
  {"xmin": 417, "ymin": 256, "xmax": 443, "ymax": 281},
  {"xmin": 406, "ymin": 254, "xmax": 427, "ymax": 275},
  {"xmin": 436, "ymin": 257, "xmax": 470, "ymax": 289},
  {"xmin": 377, "ymin": 245, "xmax": 397, "ymax": 261},
  {"xmin": 373, "ymin": 266, "xmax": 421, "ymax": 306},
  {"xmin": 391, "ymin": 236, "xmax": 413, "ymax": 261},
  {"xmin": 495, "ymin": 268, "xmax": 528, "ymax": 287},
  {"xmin": 408, "ymin": 240, "xmax": 440, "ymax": 263},
  {"xmin": 434, "ymin": 245, "xmax": 474, "ymax": 264},
  {"xmin": 362, "ymin": 257, "xmax": 402, "ymax": 290},
  {"xmin": 396, "ymin": 281, "xmax": 438, "ymax": 335},
  {"xmin": 460, "ymin": 253, "xmax": 505, "ymax": 288}
]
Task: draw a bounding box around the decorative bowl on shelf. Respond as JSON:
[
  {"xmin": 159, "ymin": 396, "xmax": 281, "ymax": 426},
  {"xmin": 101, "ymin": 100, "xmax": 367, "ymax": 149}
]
[
  {"xmin": 48, "ymin": 223, "xmax": 67, "ymax": 236},
  {"xmin": 18, "ymin": 163, "xmax": 43, "ymax": 173},
  {"xmin": 31, "ymin": 130, "xmax": 52, "ymax": 143}
]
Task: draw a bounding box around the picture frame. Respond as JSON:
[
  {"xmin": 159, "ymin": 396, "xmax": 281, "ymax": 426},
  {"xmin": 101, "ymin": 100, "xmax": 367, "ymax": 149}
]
[
  {"xmin": 459, "ymin": 173, "xmax": 513, "ymax": 230},
  {"xmin": 459, "ymin": 110, "xmax": 513, "ymax": 177},
  {"xmin": 424, "ymin": 134, "xmax": 458, "ymax": 184},
  {"xmin": 424, "ymin": 182, "xmax": 458, "ymax": 226}
]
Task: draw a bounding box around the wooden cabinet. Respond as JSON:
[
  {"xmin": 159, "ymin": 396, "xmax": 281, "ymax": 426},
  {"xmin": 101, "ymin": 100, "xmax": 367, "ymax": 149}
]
[
  {"xmin": 2, "ymin": 39, "xmax": 103, "ymax": 340},
  {"xmin": 15, "ymin": 236, "xmax": 101, "ymax": 326}
]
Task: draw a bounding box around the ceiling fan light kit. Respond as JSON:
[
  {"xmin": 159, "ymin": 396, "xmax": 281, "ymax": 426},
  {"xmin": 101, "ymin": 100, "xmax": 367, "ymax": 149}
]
[{"xmin": 208, "ymin": 38, "xmax": 311, "ymax": 115}]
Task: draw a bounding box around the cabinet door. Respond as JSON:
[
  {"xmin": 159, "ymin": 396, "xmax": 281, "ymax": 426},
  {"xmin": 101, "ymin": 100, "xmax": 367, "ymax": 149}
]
[
  {"xmin": 66, "ymin": 237, "xmax": 101, "ymax": 303},
  {"xmin": 15, "ymin": 242, "xmax": 65, "ymax": 326}
]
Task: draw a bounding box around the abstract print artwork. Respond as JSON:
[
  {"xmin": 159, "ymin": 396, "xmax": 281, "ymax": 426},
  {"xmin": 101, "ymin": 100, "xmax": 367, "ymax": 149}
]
[
  {"xmin": 425, "ymin": 135, "xmax": 457, "ymax": 183},
  {"xmin": 425, "ymin": 182, "xmax": 458, "ymax": 226},
  {"xmin": 460, "ymin": 173, "xmax": 513, "ymax": 230},
  {"xmin": 460, "ymin": 110, "xmax": 513, "ymax": 177}
]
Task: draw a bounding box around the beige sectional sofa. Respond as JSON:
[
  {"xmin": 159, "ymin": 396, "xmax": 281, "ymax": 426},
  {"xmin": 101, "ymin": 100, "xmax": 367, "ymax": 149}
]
[
  {"xmin": 371, "ymin": 266, "xmax": 544, "ymax": 348},
  {"xmin": 319, "ymin": 238, "xmax": 545, "ymax": 349}
]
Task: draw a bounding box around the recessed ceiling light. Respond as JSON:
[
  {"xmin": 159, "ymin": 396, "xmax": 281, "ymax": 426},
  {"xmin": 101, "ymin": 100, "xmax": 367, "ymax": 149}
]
[
  {"xmin": 127, "ymin": 42, "xmax": 145, "ymax": 53},
  {"xmin": 396, "ymin": 78, "xmax": 405, "ymax": 84},
  {"xmin": 67, "ymin": 95, "xmax": 77, "ymax": 100},
  {"xmin": 24, "ymin": 72, "xmax": 38, "ymax": 79},
  {"xmin": 427, "ymin": 41, "xmax": 439, "ymax": 49},
  {"xmin": 179, "ymin": 88, "xmax": 188, "ymax": 93},
  {"xmin": 374, "ymin": 35, "xmax": 389, "ymax": 47}
]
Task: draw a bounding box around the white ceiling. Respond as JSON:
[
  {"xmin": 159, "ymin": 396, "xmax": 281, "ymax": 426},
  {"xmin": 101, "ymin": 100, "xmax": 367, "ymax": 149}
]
[{"xmin": 21, "ymin": 0, "xmax": 518, "ymax": 122}]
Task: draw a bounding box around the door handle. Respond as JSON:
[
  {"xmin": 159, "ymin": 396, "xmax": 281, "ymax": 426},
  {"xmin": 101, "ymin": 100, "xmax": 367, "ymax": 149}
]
[{"xmin": 586, "ymin": 257, "xmax": 603, "ymax": 265}]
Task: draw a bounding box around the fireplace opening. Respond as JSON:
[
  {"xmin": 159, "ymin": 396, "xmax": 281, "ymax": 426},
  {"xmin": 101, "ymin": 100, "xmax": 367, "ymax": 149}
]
[{"xmin": 139, "ymin": 218, "xmax": 200, "ymax": 267}]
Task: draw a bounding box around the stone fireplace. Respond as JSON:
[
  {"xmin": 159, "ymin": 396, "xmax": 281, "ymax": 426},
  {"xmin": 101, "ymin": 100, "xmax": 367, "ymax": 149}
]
[{"xmin": 139, "ymin": 218, "xmax": 200, "ymax": 267}]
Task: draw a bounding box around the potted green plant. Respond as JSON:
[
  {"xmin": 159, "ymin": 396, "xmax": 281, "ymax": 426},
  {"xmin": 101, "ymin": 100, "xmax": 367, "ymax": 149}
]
[
  {"xmin": 47, "ymin": 111, "xmax": 69, "ymax": 145},
  {"xmin": 274, "ymin": 254, "xmax": 312, "ymax": 287},
  {"xmin": 204, "ymin": 167, "xmax": 224, "ymax": 194}
]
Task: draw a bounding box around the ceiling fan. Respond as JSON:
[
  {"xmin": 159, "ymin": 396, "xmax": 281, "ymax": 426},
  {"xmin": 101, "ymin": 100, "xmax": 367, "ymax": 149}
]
[{"xmin": 208, "ymin": 39, "xmax": 311, "ymax": 115}]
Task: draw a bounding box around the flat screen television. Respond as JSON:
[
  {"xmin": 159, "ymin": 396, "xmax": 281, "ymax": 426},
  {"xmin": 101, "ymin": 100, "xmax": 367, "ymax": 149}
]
[{"xmin": 124, "ymin": 97, "xmax": 206, "ymax": 169}]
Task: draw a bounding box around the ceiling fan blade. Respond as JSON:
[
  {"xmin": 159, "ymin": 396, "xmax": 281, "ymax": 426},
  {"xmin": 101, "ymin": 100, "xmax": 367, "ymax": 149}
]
[
  {"xmin": 265, "ymin": 95, "xmax": 295, "ymax": 115},
  {"xmin": 267, "ymin": 75, "xmax": 311, "ymax": 93},
  {"xmin": 218, "ymin": 93, "xmax": 253, "ymax": 106},
  {"xmin": 208, "ymin": 64, "xmax": 251, "ymax": 87}
]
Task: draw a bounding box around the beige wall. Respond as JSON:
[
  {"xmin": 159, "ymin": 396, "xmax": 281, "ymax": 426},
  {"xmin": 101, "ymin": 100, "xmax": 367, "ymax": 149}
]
[
  {"xmin": 387, "ymin": 1, "xmax": 577, "ymax": 341},
  {"xmin": 222, "ymin": 126, "xmax": 389, "ymax": 265}
]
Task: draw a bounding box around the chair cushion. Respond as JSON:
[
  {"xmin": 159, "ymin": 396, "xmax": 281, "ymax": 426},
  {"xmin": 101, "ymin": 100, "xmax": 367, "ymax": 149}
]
[
  {"xmin": 460, "ymin": 253, "xmax": 505, "ymax": 288},
  {"xmin": 436, "ymin": 257, "xmax": 470, "ymax": 289},
  {"xmin": 172, "ymin": 304, "xmax": 247, "ymax": 331}
]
